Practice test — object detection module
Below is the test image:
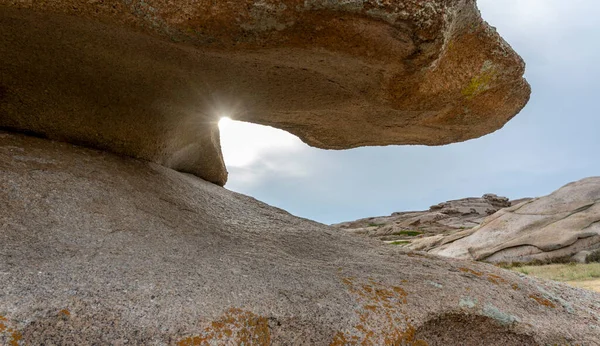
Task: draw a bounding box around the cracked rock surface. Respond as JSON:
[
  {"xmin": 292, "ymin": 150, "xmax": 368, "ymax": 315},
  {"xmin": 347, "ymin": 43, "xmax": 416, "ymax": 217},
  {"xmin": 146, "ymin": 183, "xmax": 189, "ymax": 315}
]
[
  {"xmin": 1, "ymin": 132, "xmax": 599, "ymax": 345},
  {"xmin": 0, "ymin": 0, "xmax": 530, "ymax": 185}
]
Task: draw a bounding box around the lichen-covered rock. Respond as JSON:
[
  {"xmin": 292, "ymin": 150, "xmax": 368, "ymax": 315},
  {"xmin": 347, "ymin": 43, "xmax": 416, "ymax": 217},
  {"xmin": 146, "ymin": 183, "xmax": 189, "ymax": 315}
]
[
  {"xmin": 0, "ymin": 0, "xmax": 530, "ymax": 185},
  {"xmin": 1, "ymin": 132, "xmax": 599, "ymax": 345},
  {"xmin": 425, "ymin": 178, "xmax": 600, "ymax": 264}
]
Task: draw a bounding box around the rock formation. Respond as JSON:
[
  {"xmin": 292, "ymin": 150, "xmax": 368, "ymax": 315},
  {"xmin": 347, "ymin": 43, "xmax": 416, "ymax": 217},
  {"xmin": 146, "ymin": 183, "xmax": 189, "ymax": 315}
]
[
  {"xmin": 3, "ymin": 1, "xmax": 589, "ymax": 344},
  {"xmin": 2, "ymin": 132, "xmax": 600, "ymax": 345},
  {"xmin": 418, "ymin": 177, "xmax": 600, "ymax": 264},
  {"xmin": 333, "ymin": 194, "xmax": 524, "ymax": 242},
  {"xmin": 0, "ymin": 0, "xmax": 530, "ymax": 185}
]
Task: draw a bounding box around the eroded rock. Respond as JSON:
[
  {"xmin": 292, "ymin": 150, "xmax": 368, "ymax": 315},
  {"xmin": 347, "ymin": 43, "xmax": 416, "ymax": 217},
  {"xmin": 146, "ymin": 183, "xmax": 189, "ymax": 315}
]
[
  {"xmin": 333, "ymin": 194, "xmax": 522, "ymax": 242},
  {"xmin": 1, "ymin": 132, "xmax": 599, "ymax": 345},
  {"xmin": 425, "ymin": 178, "xmax": 600, "ymax": 264},
  {"xmin": 0, "ymin": 0, "xmax": 530, "ymax": 185}
]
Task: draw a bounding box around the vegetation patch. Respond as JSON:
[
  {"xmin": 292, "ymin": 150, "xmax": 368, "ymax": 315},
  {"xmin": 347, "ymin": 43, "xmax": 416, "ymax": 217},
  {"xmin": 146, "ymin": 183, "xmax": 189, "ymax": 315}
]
[
  {"xmin": 510, "ymin": 263, "xmax": 600, "ymax": 282},
  {"xmin": 505, "ymin": 263, "xmax": 600, "ymax": 293},
  {"xmin": 392, "ymin": 230, "xmax": 423, "ymax": 237},
  {"xmin": 388, "ymin": 240, "xmax": 410, "ymax": 246},
  {"xmin": 586, "ymin": 249, "xmax": 600, "ymax": 263},
  {"xmin": 495, "ymin": 256, "xmax": 574, "ymax": 269}
]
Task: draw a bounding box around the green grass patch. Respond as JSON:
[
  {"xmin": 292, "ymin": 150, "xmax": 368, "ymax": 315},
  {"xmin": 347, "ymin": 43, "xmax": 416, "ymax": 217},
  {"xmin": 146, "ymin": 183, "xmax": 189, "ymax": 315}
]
[
  {"xmin": 392, "ymin": 230, "xmax": 422, "ymax": 237},
  {"xmin": 388, "ymin": 240, "xmax": 410, "ymax": 246}
]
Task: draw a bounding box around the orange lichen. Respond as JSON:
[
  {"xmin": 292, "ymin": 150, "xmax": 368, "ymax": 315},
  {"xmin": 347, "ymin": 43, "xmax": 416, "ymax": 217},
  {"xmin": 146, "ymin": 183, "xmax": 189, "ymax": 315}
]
[
  {"xmin": 331, "ymin": 331, "xmax": 349, "ymax": 346},
  {"xmin": 0, "ymin": 315, "xmax": 6, "ymax": 334},
  {"xmin": 487, "ymin": 277, "xmax": 501, "ymax": 285},
  {"xmin": 332, "ymin": 277, "xmax": 427, "ymax": 345},
  {"xmin": 0, "ymin": 316, "xmax": 22, "ymax": 346},
  {"xmin": 511, "ymin": 283, "xmax": 520, "ymax": 291},
  {"xmin": 382, "ymin": 324, "xmax": 428, "ymax": 346},
  {"xmin": 59, "ymin": 309, "xmax": 71, "ymax": 317},
  {"xmin": 487, "ymin": 274, "xmax": 507, "ymax": 284},
  {"xmin": 364, "ymin": 305, "xmax": 378, "ymax": 312},
  {"xmin": 342, "ymin": 277, "xmax": 356, "ymax": 286},
  {"xmin": 459, "ymin": 267, "xmax": 484, "ymax": 277},
  {"xmin": 9, "ymin": 330, "xmax": 22, "ymax": 346},
  {"xmin": 529, "ymin": 295, "xmax": 556, "ymax": 309},
  {"xmin": 177, "ymin": 308, "xmax": 270, "ymax": 346}
]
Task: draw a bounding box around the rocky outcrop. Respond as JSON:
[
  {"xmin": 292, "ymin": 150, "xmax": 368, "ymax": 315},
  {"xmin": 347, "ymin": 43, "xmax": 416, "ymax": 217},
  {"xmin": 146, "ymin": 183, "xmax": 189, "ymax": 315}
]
[
  {"xmin": 2, "ymin": 132, "xmax": 600, "ymax": 345},
  {"xmin": 0, "ymin": 0, "xmax": 530, "ymax": 185},
  {"xmin": 333, "ymin": 194, "xmax": 524, "ymax": 242},
  {"xmin": 415, "ymin": 178, "xmax": 600, "ymax": 264}
]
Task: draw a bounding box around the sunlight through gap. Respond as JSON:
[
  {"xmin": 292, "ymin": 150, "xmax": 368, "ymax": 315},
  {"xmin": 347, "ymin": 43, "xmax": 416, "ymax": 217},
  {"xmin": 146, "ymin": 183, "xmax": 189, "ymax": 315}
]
[{"xmin": 218, "ymin": 117, "xmax": 304, "ymax": 169}]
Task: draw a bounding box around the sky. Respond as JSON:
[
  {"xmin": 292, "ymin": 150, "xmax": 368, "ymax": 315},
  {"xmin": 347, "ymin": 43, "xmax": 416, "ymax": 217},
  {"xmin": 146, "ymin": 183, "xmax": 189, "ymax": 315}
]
[{"xmin": 219, "ymin": 0, "xmax": 600, "ymax": 225}]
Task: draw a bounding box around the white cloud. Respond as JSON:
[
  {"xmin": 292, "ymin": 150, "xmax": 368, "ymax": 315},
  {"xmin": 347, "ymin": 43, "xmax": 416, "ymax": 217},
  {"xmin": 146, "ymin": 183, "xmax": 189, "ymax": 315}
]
[
  {"xmin": 218, "ymin": 117, "xmax": 304, "ymax": 167},
  {"xmin": 218, "ymin": 118, "xmax": 311, "ymax": 187},
  {"xmin": 478, "ymin": 0, "xmax": 597, "ymax": 30}
]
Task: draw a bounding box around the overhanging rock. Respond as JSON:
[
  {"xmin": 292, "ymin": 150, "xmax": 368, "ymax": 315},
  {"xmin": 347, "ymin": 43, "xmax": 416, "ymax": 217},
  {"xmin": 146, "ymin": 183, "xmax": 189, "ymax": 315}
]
[{"xmin": 0, "ymin": 0, "xmax": 530, "ymax": 185}]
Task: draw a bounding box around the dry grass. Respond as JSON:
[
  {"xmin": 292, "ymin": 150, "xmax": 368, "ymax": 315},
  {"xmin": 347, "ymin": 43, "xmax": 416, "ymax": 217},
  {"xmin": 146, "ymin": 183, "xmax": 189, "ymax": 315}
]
[
  {"xmin": 509, "ymin": 263, "xmax": 600, "ymax": 293},
  {"xmin": 566, "ymin": 279, "xmax": 600, "ymax": 292}
]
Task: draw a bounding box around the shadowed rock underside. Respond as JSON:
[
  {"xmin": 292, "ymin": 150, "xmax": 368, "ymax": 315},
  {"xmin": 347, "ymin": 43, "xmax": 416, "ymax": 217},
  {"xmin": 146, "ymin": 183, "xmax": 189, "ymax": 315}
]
[{"xmin": 0, "ymin": 0, "xmax": 530, "ymax": 185}]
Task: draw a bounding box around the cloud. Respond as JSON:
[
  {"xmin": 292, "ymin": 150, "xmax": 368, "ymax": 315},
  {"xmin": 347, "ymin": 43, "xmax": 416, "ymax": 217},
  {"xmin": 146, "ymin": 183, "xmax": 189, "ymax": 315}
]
[
  {"xmin": 219, "ymin": 117, "xmax": 311, "ymax": 187},
  {"xmin": 478, "ymin": 0, "xmax": 600, "ymax": 68},
  {"xmin": 219, "ymin": 117, "xmax": 304, "ymax": 167}
]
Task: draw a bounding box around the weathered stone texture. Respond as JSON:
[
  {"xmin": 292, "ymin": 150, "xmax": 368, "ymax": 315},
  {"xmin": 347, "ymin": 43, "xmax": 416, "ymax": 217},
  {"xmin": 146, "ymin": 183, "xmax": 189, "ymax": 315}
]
[
  {"xmin": 1, "ymin": 132, "xmax": 599, "ymax": 345},
  {"xmin": 0, "ymin": 0, "xmax": 530, "ymax": 185},
  {"xmin": 414, "ymin": 178, "xmax": 600, "ymax": 264}
]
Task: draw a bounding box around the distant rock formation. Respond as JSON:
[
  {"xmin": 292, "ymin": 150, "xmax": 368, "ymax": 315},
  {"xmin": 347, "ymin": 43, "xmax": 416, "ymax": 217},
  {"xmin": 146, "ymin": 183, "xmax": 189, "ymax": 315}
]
[
  {"xmin": 333, "ymin": 194, "xmax": 527, "ymax": 242},
  {"xmin": 1, "ymin": 0, "xmax": 530, "ymax": 185},
  {"xmin": 422, "ymin": 177, "xmax": 600, "ymax": 264},
  {"xmin": 337, "ymin": 178, "xmax": 600, "ymax": 265},
  {"xmin": 2, "ymin": 132, "xmax": 599, "ymax": 345}
]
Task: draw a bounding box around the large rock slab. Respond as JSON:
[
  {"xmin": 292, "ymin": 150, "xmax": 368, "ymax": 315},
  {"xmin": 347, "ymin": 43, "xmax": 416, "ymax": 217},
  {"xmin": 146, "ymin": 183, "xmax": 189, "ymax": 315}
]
[
  {"xmin": 2, "ymin": 132, "xmax": 599, "ymax": 345},
  {"xmin": 421, "ymin": 178, "xmax": 600, "ymax": 264},
  {"xmin": 0, "ymin": 0, "xmax": 530, "ymax": 185}
]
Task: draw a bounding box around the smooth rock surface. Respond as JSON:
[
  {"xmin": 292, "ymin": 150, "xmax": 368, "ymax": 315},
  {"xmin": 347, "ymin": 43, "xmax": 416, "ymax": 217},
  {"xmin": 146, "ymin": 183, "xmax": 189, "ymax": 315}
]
[
  {"xmin": 2, "ymin": 132, "xmax": 599, "ymax": 345},
  {"xmin": 422, "ymin": 178, "xmax": 600, "ymax": 264},
  {"xmin": 0, "ymin": 0, "xmax": 530, "ymax": 185},
  {"xmin": 333, "ymin": 194, "xmax": 521, "ymax": 242}
]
